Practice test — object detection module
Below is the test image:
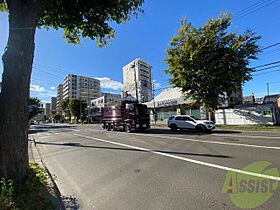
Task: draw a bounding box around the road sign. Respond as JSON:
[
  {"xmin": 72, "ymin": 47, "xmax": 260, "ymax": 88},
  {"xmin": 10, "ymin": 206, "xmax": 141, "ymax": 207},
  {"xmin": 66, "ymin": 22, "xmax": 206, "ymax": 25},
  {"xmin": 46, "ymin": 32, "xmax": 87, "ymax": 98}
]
[{"xmin": 278, "ymin": 97, "xmax": 280, "ymax": 108}]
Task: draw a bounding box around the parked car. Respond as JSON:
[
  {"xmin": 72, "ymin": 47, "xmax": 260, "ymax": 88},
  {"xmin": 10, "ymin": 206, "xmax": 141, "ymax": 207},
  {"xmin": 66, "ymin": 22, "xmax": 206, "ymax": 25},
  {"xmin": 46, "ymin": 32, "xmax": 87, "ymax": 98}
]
[
  {"xmin": 29, "ymin": 120, "xmax": 35, "ymax": 125},
  {"xmin": 168, "ymin": 115, "xmax": 215, "ymax": 132}
]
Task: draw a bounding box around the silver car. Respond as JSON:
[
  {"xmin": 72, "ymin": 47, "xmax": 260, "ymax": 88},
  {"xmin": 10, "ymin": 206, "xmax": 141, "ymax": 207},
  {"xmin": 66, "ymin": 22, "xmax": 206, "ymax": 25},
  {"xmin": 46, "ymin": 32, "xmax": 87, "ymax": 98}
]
[{"xmin": 168, "ymin": 115, "xmax": 215, "ymax": 131}]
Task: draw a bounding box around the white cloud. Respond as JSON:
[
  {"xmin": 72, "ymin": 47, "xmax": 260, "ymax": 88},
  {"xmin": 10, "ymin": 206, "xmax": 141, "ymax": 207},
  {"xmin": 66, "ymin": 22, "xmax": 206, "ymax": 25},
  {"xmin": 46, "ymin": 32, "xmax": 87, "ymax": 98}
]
[
  {"xmin": 95, "ymin": 77, "xmax": 123, "ymax": 91},
  {"xmin": 152, "ymin": 80, "xmax": 162, "ymax": 89},
  {"xmin": 50, "ymin": 87, "xmax": 55, "ymax": 90},
  {"xmin": 30, "ymin": 84, "xmax": 45, "ymax": 92},
  {"xmin": 154, "ymin": 83, "xmax": 161, "ymax": 89}
]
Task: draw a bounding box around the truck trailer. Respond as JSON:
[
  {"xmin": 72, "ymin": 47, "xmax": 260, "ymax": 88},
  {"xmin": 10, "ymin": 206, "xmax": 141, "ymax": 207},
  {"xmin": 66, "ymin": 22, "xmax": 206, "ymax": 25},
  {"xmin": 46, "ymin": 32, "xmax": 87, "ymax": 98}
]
[{"xmin": 101, "ymin": 100, "xmax": 150, "ymax": 132}]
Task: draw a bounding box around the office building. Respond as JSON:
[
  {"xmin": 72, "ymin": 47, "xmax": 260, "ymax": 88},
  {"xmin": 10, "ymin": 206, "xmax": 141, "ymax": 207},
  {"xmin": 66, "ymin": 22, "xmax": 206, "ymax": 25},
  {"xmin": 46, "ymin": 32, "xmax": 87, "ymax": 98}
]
[
  {"xmin": 63, "ymin": 74, "xmax": 101, "ymax": 104},
  {"xmin": 122, "ymin": 58, "xmax": 152, "ymax": 103}
]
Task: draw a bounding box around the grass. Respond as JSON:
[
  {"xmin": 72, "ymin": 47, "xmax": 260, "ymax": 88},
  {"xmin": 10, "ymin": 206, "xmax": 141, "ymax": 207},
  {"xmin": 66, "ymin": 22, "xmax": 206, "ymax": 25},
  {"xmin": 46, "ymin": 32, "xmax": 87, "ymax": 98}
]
[
  {"xmin": 216, "ymin": 125, "xmax": 280, "ymax": 130},
  {"xmin": 0, "ymin": 163, "xmax": 55, "ymax": 210}
]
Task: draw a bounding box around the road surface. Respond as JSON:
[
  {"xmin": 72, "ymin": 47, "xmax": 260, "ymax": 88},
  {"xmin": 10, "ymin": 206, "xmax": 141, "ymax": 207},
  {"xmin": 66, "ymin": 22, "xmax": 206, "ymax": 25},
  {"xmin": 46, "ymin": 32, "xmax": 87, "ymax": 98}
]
[{"xmin": 29, "ymin": 124, "xmax": 280, "ymax": 209}]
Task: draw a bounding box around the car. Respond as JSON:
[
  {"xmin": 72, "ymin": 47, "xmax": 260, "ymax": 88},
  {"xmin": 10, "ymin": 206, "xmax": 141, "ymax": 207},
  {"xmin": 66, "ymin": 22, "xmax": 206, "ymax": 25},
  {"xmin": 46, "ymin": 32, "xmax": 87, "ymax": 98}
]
[
  {"xmin": 168, "ymin": 115, "xmax": 215, "ymax": 132},
  {"xmin": 29, "ymin": 120, "xmax": 35, "ymax": 125}
]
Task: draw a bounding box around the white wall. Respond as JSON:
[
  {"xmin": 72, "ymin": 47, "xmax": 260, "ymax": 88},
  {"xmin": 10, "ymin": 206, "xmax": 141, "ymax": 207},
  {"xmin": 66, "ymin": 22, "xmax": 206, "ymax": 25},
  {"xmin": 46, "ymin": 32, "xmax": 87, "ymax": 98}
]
[{"xmin": 215, "ymin": 105, "xmax": 274, "ymax": 125}]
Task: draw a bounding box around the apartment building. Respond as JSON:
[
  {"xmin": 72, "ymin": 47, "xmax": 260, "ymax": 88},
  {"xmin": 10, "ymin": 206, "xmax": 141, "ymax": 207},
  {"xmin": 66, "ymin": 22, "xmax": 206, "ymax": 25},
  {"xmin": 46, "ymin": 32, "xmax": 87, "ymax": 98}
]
[
  {"xmin": 44, "ymin": 103, "xmax": 51, "ymax": 119},
  {"xmin": 51, "ymin": 97, "xmax": 57, "ymax": 111},
  {"xmin": 56, "ymin": 84, "xmax": 63, "ymax": 111},
  {"xmin": 63, "ymin": 74, "xmax": 101, "ymax": 104},
  {"xmin": 91, "ymin": 92, "xmax": 122, "ymax": 108},
  {"xmin": 122, "ymin": 58, "xmax": 152, "ymax": 103}
]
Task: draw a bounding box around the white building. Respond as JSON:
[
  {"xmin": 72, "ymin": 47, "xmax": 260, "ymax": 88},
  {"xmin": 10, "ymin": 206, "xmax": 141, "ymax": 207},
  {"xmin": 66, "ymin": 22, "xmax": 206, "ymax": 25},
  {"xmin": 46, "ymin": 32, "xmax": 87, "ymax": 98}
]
[
  {"xmin": 63, "ymin": 74, "xmax": 101, "ymax": 105},
  {"xmin": 91, "ymin": 93, "xmax": 122, "ymax": 108},
  {"xmin": 122, "ymin": 58, "xmax": 152, "ymax": 103},
  {"xmin": 89, "ymin": 93, "xmax": 122, "ymax": 122},
  {"xmin": 144, "ymin": 87, "xmax": 206, "ymax": 121}
]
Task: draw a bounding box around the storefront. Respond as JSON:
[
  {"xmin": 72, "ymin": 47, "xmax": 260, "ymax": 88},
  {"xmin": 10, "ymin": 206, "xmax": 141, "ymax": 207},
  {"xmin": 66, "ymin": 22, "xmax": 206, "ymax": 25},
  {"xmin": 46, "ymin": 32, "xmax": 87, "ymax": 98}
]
[{"xmin": 144, "ymin": 88, "xmax": 206, "ymax": 122}]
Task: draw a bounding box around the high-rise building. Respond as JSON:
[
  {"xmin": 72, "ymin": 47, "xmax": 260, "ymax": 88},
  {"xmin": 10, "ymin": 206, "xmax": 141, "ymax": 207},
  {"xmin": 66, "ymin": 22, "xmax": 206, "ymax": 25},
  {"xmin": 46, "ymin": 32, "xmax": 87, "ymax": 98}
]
[
  {"xmin": 56, "ymin": 84, "xmax": 63, "ymax": 111},
  {"xmin": 51, "ymin": 97, "xmax": 57, "ymax": 111},
  {"xmin": 44, "ymin": 103, "xmax": 51, "ymax": 118},
  {"xmin": 122, "ymin": 58, "xmax": 152, "ymax": 103},
  {"xmin": 63, "ymin": 74, "xmax": 101, "ymax": 104}
]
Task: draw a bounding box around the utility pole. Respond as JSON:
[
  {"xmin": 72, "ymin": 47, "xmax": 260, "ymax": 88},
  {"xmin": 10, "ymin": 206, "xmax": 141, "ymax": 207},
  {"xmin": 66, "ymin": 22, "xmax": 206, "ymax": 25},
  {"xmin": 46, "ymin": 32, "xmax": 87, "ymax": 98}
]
[
  {"xmin": 152, "ymin": 82, "xmax": 156, "ymax": 125},
  {"xmin": 267, "ymin": 83, "xmax": 270, "ymax": 96},
  {"xmin": 79, "ymin": 97, "xmax": 82, "ymax": 121},
  {"xmin": 131, "ymin": 62, "xmax": 138, "ymax": 103}
]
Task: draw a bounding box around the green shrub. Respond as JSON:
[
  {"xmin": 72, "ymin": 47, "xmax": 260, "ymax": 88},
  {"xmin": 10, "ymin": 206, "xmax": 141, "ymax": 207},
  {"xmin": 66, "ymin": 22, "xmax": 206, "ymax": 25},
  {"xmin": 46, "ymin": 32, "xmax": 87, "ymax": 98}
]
[{"xmin": 0, "ymin": 163, "xmax": 54, "ymax": 209}]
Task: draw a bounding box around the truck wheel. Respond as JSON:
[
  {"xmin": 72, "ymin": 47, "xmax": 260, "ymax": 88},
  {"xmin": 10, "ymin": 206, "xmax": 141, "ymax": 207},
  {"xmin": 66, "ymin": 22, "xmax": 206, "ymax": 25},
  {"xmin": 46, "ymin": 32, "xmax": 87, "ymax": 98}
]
[
  {"xmin": 104, "ymin": 124, "xmax": 109, "ymax": 130},
  {"xmin": 110, "ymin": 124, "xmax": 115, "ymax": 131},
  {"xmin": 125, "ymin": 123, "xmax": 132, "ymax": 133},
  {"xmin": 107, "ymin": 124, "xmax": 111, "ymax": 131}
]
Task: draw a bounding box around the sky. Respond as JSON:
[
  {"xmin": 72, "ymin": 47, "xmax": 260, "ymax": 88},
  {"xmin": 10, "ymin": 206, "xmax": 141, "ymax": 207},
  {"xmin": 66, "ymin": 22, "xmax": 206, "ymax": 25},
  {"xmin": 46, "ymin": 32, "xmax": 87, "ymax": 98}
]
[{"xmin": 1, "ymin": 0, "xmax": 280, "ymax": 103}]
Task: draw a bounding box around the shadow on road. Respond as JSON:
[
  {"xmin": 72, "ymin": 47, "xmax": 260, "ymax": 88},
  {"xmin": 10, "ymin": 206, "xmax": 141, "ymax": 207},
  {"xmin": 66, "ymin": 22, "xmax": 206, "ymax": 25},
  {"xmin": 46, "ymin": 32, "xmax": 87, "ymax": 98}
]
[
  {"xmin": 35, "ymin": 141, "xmax": 232, "ymax": 159},
  {"xmin": 28, "ymin": 125, "xmax": 77, "ymax": 134}
]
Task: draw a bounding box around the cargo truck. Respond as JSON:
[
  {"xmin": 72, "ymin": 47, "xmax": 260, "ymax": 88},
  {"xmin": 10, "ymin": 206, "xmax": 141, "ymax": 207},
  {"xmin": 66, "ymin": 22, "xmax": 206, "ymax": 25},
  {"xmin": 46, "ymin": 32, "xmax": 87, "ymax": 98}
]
[{"xmin": 101, "ymin": 100, "xmax": 150, "ymax": 132}]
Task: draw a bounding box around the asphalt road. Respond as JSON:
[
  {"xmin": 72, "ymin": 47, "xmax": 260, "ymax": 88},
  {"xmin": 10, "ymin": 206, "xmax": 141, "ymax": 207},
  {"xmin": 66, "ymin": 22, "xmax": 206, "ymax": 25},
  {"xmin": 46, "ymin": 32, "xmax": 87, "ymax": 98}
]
[{"xmin": 29, "ymin": 124, "xmax": 280, "ymax": 210}]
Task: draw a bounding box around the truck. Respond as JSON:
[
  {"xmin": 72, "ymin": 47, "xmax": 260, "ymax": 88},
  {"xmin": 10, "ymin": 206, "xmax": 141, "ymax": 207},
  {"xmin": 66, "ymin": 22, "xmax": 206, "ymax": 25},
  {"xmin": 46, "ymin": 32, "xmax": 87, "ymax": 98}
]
[{"xmin": 101, "ymin": 100, "xmax": 150, "ymax": 132}]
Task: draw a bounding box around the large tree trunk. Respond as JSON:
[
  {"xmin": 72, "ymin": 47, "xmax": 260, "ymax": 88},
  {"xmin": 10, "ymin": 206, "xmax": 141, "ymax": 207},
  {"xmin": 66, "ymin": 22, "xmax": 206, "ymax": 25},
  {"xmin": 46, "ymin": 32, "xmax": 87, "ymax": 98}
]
[{"xmin": 0, "ymin": 1, "xmax": 40, "ymax": 183}]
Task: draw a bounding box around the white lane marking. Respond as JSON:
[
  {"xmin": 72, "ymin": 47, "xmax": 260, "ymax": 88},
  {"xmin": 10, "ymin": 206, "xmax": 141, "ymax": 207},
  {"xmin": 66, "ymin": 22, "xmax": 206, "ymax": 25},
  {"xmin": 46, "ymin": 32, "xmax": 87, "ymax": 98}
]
[
  {"xmin": 211, "ymin": 133, "xmax": 280, "ymax": 139},
  {"xmin": 85, "ymin": 129, "xmax": 98, "ymax": 131},
  {"xmin": 54, "ymin": 133, "xmax": 59, "ymax": 135},
  {"xmin": 69, "ymin": 129, "xmax": 80, "ymax": 132},
  {"xmin": 130, "ymin": 133, "xmax": 280, "ymax": 150},
  {"xmin": 74, "ymin": 133, "xmax": 280, "ymax": 181},
  {"xmin": 46, "ymin": 134, "xmax": 50, "ymax": 136}
]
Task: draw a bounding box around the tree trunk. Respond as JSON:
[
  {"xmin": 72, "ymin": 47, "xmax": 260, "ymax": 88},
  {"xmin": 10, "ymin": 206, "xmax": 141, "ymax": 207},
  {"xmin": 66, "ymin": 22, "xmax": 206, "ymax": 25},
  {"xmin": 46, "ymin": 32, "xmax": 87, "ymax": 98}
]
[{"xmin": 0, "ymin": 1, "xmax": 39, "ymax": 183}]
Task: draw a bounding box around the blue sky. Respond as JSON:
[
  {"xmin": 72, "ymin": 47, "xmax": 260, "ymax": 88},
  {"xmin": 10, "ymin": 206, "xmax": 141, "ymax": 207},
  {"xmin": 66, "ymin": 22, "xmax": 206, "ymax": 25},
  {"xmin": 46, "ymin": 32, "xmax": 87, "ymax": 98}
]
[{"xmin": 1, "ymin": 0, "xmax": 280, "ymax": 103}]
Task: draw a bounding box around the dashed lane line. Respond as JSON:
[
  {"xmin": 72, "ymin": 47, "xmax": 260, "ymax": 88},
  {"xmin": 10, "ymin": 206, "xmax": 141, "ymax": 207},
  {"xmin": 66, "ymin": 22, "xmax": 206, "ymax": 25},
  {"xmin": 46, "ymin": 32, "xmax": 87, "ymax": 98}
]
[{"xmin": 74, "ymin": 133, "xmax": 280, "ymax": 181}]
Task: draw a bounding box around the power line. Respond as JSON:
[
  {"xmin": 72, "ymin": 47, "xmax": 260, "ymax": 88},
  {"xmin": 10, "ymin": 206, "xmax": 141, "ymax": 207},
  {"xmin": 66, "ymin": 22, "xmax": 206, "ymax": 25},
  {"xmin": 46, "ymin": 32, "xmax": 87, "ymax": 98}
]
[
  {"xmin": 233, "ymin": 0, "xmax": 279, "ymax": 21},
  {"xmin": 262, "ymin": 47, "xmax": 280, "ymax": 55},
  {"xmin": 254, "ymin": 64, "xmax": 280, "ymax": 72},
  {"xmin": 260, "ymin": 42, "xmax": 280, "ymax": 51},
  {"xmin": 253, "ymin": 68, "xmax": 280, "ymax": 76},
  {"xmin": 234, "ymin": 0, "xmax": 271, "ymax": 17},
  {"xmin": 33, "ymin": 67, "xmax": 64, "ymax": 80},
  {"xmin": 252, "ymin": 60, "xmax": 280, "ymax": 69}
]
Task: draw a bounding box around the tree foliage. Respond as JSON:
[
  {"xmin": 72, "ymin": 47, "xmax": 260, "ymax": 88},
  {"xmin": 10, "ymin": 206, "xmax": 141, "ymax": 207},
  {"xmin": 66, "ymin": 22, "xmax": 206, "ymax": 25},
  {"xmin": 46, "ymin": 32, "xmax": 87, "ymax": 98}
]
[
  {"xmin": 60, "ymin": 97, "xmax": 70, "ymax": 117},
  {"xmin": 0, "ymin": 0, "xmax": 144, "ymax": 46},
  {"xmin": 164, "ymin": 12, "xmax": 261, "ymax": 111},
  {"xmin": 50, "ymin": 110, "xmax": 61, "ymax": 122},
  {"xmin": 28, "ymin": 97, "xmax": 42, "ymax": 120},
  {"xmin": 68, "ymin": 98, "xmax": 86, "ymax": 119}
]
